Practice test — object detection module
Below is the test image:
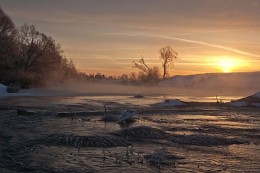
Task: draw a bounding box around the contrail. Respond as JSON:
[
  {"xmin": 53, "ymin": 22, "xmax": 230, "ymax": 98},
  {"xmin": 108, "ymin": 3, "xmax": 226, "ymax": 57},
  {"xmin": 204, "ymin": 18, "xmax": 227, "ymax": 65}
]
[
  {"xmin": 145, "ymin": 34, "xmax": 260, "ymax": 58},
  {"xmin": 107, "ymin": 32, "xmax": 260, "ymax": 58},
  {"xmin": 172, "ymin": 28, "xmax": 251, "ymax": 36}
]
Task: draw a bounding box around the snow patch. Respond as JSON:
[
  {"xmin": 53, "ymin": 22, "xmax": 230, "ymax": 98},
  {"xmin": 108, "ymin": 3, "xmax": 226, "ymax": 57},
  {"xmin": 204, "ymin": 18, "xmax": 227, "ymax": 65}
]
[
  {"xmin": 229, "ymin": 102, "xmax": 248, "ymax": 107},
  {"xmin": 155, "ymin": 99, "xmax": 186, "ymax": 107},
  {"xmin": 253, "ymin": 92, "xmax": 260, "ymax": 98}
]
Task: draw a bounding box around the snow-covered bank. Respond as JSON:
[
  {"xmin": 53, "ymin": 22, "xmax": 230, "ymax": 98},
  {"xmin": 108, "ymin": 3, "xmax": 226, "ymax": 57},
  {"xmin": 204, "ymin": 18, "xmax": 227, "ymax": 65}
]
[{"xmin": 229, "ymin": 91, "xmax": 260, "ymax": 107}]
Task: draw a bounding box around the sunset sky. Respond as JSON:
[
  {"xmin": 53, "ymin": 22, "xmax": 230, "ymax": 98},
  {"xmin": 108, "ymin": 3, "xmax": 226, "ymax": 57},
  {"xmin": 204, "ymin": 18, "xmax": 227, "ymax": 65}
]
[{"xmin": 1, "ymin": 0, "xmax": 260, "ymax": 76}]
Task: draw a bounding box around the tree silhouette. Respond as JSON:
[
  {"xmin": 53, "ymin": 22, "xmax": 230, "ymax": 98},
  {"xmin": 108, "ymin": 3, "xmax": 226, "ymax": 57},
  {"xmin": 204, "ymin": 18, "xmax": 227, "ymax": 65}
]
[
  {"xmin": 0, "ymin": 7, "xmax": 82, "ymax": 88},
  {"xmin": 133, "ymin": 57, "xmax": 150, "ymax": 74},
  {"xmin": 18, "ymin": 24, "xmax": 62, "ymax": 74},
  {"xmin": 159, "ymin": 46, "xmax": 178, "ymax": 79},
  {"xmin": 133, "ymin": 57, "xmax": 161, "ymax": 84},
  {"xmin": 15, "ymin": 24, "xmax": 65, "ymax": 86},
  {"xmin": 0, "ymin": 7, "xmax": 18, "ymax": 84}
]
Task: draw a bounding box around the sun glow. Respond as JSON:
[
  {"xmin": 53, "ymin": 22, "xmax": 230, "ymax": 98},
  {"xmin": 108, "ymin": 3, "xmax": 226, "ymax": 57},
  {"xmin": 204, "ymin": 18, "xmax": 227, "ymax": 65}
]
[{"xmin": 215, "ymin": 57, "xmax": 241, "ymax": 73}]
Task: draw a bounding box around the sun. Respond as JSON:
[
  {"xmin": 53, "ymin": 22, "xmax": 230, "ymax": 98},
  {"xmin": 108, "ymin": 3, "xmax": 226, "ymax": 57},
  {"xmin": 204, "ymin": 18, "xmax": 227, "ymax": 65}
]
[
  {"xmin": 216, "ymin": 57, "xmax": 240, "ymax": 73},
  {"xmin": 219, "ymin": 59, "xmax": 234, "ymax": 73}
]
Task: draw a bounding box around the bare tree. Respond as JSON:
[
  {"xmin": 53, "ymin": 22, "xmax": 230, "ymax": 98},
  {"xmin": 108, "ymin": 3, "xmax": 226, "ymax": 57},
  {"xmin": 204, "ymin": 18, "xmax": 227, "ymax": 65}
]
[
  {"xmin": 133, "ymin": 57, "xmax": 161, "ymax": 84},
  {"xmin": 0, "ymin": 7, "xmax": 80, "ymax": 87},
  {"xmin": 133, "ymin": 57, "xmax": 150, "ymax": 74},
  {"xmin": 61, "ymin": 58, "xmax": 78, "ymax": 79},
  {"xmin": 0, "ymin": 7, "xmax": 18, "ymax": 83},
  {"xmin": 18, "ymin": 24, "xmax": 63, "ymax": 74},
  {"xmin": 0, "ymin": 7, "xmax": 17, "ymax": 56},
  {"xmin": 159, "ymin": 46, "xmax": 178, "ymax": 79}
]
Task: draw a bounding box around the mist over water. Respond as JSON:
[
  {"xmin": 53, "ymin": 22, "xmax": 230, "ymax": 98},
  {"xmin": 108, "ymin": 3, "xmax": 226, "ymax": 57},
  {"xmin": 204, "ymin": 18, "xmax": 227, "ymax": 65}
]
[
  {"xmin": 0, "ymin": 81, "xmax": 249, "ymax": 108},
  {"xmin": 28, "ymin": 80, "xmax": 256, "ymax": 98}
]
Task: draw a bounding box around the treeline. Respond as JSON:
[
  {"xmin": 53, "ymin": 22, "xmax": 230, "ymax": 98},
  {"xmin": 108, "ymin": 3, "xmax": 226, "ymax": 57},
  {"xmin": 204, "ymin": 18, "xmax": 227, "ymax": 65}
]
[
  {"xmin": 0, "ymin": 7, "xmax": 79, "ymax": 88},
  {"xmin": 65, "ymin": 72, "xmax": 158, "ymax": 85}
]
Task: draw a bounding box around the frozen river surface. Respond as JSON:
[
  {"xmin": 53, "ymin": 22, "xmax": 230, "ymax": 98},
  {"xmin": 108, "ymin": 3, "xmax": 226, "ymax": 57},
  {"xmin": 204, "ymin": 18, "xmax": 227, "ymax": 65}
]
[{"xmin": 0, "ymin": 95, "xmax": 259, "ymax": 172}]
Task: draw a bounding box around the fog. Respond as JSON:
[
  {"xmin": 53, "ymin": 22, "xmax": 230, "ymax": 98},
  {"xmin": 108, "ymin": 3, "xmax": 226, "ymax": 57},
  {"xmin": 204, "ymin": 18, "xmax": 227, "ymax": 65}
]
[
  {"xmin": 3, "ymin": 72, "xmax": 260, "ymax": 98},
  {"xmin": 30, "ymin": 79, "xmax": 258, "ymax": 98}
]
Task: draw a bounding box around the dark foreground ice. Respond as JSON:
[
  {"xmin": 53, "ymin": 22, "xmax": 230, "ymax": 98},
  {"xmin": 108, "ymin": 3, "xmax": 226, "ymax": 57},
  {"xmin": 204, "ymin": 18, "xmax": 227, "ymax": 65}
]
[{"xmin": 0, "ymin": 96, "xmax": 260, "ymax": 173}]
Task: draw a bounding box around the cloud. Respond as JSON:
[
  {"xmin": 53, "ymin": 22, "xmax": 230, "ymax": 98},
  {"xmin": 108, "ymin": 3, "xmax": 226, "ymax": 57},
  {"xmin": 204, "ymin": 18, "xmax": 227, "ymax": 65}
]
[{"xmin": 4, "ymin": 0, "xmax": 260, "ymax": 32}]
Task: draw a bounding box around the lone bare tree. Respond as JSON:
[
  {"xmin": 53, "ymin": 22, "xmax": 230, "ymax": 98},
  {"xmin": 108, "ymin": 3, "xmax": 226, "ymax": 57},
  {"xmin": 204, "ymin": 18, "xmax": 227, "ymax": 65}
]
[{"xmin": 159, "ymin": 46, "xmax": 178, "ymax": 79}]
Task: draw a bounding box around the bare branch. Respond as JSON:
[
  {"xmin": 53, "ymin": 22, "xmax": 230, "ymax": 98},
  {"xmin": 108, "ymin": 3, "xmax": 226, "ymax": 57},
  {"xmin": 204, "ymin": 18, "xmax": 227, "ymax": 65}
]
[{"xmin": 133, "ymin": 57, "xmax": 150, "ymax": 74}]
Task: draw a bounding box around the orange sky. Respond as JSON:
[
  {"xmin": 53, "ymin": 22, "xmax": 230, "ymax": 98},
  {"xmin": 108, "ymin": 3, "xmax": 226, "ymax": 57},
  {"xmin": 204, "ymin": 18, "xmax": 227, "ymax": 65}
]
[{"xmin": 1, "ymin": 0, "xmax": 260, "ymax": 76}]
